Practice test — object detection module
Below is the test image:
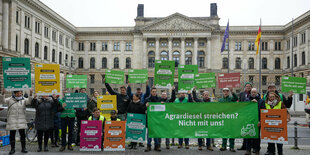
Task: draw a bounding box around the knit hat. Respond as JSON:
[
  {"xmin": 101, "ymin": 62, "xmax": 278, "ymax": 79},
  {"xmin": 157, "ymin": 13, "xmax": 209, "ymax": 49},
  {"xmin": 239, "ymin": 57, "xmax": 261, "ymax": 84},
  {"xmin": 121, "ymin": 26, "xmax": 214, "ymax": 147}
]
[{"xmin": 244, "ymin": 82, "xmax": 253, "ymax": 87}]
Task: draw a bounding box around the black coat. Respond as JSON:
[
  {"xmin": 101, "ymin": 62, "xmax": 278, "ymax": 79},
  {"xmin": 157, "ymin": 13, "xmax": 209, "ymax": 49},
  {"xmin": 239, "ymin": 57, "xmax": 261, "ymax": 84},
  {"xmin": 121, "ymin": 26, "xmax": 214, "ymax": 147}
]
[
  {"xmin": 239, "ymin": 91, "xmax": 251, "ymax": 102},
  {"xmin": 192, "ymin": 90, "xmax": 211, "ymax": 102},
  {"xmin": 76, "ymin": 96, "xmax": 91, "ymax": 120},
  {"xmin": 105, "ymin": 83, "xmax": 130, "ymax": 114},
  {"xmin": 246, "ymin": 95, "xmax": 265, "ymax": 121},
  {"xmin": 32, "ymin": 98, "xmax": 58, "ymax": 130},
  {"xmin": 127, "ymin": 100, "xmax": 146, "ymax": 114}
]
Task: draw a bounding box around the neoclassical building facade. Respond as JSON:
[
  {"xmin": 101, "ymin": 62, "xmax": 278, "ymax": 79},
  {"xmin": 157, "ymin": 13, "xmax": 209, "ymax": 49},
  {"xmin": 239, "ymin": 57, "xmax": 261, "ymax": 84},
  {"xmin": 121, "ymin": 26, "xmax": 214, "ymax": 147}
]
[{"xmin": 0, "ymin": 0, "xmax": 309, "ymax": 104}]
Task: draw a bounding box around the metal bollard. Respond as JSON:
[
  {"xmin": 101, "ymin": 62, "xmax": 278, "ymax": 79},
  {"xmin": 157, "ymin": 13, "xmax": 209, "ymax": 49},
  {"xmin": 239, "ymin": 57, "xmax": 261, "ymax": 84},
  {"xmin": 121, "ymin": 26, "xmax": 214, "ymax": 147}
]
[{"xmin": 292, "ymin": 121, "xmax": 299, "ymax": 149}]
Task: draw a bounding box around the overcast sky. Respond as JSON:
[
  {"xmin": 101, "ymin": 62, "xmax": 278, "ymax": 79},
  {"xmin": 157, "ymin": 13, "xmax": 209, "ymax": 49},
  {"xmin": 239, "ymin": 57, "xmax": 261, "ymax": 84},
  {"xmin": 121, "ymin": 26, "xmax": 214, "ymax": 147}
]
[{"xmin": 40, "ymin": 0, "xmax": 310, "ymax": 27}]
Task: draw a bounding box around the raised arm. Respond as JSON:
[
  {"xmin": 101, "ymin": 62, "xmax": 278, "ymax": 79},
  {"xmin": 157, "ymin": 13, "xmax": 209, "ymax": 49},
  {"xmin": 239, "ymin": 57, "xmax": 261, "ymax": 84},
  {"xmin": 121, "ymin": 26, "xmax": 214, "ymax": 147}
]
[
  {"xmin": 187, "ymin": 91, "xmax": 193, "ymax": 102},
  {"xmin": 169, "ymin": 89, "xmax": 176, "ymax": 102},
  {"xmin": 192, "ymin": 87, "xmax": 202, "ymax": 102},
  {"xmin": 105, "ymin": 82, "xmax": 117, "ymax": 95}
]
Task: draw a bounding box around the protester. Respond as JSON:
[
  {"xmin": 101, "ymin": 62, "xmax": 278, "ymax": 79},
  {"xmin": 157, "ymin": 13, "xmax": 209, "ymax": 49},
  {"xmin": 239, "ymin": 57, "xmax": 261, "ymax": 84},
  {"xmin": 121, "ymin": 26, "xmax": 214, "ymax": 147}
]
[
  {"xmin": 261, "ymin": 92, "xmax": 290, "ymax": 155},
  {"xmin": 50, "ymin": 95, "xmax": 61, "ymax": 148},
  {"xmin": 127, "ymin": 93, "xmax": 147, "ymax": 149},
  {"xmin": 219, "ymin": 88, "xmax": 238, "ymax": 152},
  {"xmin": 192, "ymin": 87, "xmax": 214, "ymax": 151},
  {"xmin": 106, "ymin": 110, "xmax": 120, "ymax": 121},
  {"xmin": 58, "ymin": 89, "xmax": 75, "ymax": 152},
  {"xmin": 144, "ymin": 87, "xmax": 161, "ymax": 152},
  {"xmin": 175, "ymin": 90, "xmax": 193, "ymax": 149},
  {"xmin": 32, "ymin": 94, "xmax": 59, "ymax": 152},
  {"xmin": 159, "ymin": 88, "xmax": 176, "ymax": 149},
  {"xmin": 88, "ymin": 108, "xmax": 105, "ymax": 149},
  {"xmin": 245, "ymin": 88, "xmax": 264, "ymax": 155},
  {"xmin": 263, "ymin": 84, "xmax": 293, "ymax": 108},
  {"xmin": 238, "ymin": 82, "xmax": 253, "ymax": 151},
  {"xmin": 127, "ymin": 81, "xmax": 150, "ymax": 103},
  {"xmin": 75, "ymin": 88, "xmax": 91, "ymax": 146},
  {"xmin": 87, "ymin": 90, "xmax": 100, "ymax": 116},
  {"xmin": 104, "ymin": 78, "xmax": 130, "ymax": 120},
  {"xmin": 1, "ymin": 89, "xmax": 33, "ymax": 154}
]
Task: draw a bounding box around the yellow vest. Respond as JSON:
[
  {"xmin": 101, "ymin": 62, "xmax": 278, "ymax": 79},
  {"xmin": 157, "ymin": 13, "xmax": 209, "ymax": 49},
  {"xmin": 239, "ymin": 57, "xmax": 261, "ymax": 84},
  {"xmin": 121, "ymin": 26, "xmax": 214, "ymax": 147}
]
[
  {"xmin": 88, "ymin": 115, "xmax": 105, "ymax": 121},
  {"xmin": 265, "ymin": 101, "xmax": 282, "ymax": 109},
  {"xmin": 106, "ymin": 118, "xmax": 121, "ymax": 121}
]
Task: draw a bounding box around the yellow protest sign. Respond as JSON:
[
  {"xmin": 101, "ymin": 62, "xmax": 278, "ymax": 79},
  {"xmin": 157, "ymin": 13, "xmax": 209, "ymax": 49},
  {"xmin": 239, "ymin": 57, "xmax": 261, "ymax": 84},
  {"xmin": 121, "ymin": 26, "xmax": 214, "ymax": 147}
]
[
  {"xmin": 35, "ymin": 64, "xmax": 60, "ymax": 95},
  {"xmin": 97, "ymin": 95, "xmax": 117, "ymax": 111}
]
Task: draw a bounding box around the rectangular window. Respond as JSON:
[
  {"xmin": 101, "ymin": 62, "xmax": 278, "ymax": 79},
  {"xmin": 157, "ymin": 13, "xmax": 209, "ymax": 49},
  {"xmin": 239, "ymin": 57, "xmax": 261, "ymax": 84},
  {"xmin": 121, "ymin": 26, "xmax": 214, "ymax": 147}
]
[
  {"xmin": 101, "ymin": 88, "xmax": 106, "ymax": 95},
  {"xmin": 16, "ymin": 10, "xmax": 19, "ymax": 24},
  {"xmin": 161, "ymin": 42, "xmax": 167, "ymax": 47},
  {"xmin": 35, "ymin": 21, "xmax": 40, "ymax": 33},
  {"xmin": 199, "ymin": 42, "xmax": 205, "ymax": 46},
  {"xmin": 173, "ymin": 42, "xmax": 180, "ymax": 47},
  {"xmin": 235, "ymin": 42, "xmax": 242, "ymax": 51},
  {"xmin": 102, "ymin": 42, "xmax": 108, "ymax": 51},
  {"xmin": 275, "ymin": 41, "xmax": 281, "ymax": 51},
  {"xmin": 148, "ymin": 42, "xmax": 155, "ymax": 47},
  {"xmin": 248, "ymin": 42, "xmax": 254, "ymax": 51},
  {"xmin": 114, "ymin": 42, "xmax": 120, "ymax": 51},
  {"xmin": 262, "ymin": 42, "xmax": 268, "ymax": 51},
  {"xmin": 293, "ymin": 36, "xmax": 297, "ymax": 47},
  {"xmin": 90, "ymin": 74, "xmax": 95, "ymax": 84},
  {"xmin": 71, "ymin": 41, "xmax": 74, "ymax": 50},
  {"xmin": 185, "ymin": 42, "xmax": 192, "ymax": 46},
  {"xmin": 78, "ymin": 42, "xmax": 84, "ymax": 51},
  {"xmin": 224, "ymin": 42, "xmax": 228, "ymax": 51},
  {"xmin": 275, "ymin": 76, "xmax": 281, "ymax": 85},
  {"xmin": 89, "ymin": 88, "xmax": 94, "ymax": 95},
  {"xmin": 249, "ymin": 76, "xmax": 254, "ymax": 83},
  {"xmin": 262, "ymin": 76, "xmax": 267, "ymax": 85},
  {"xmin": 65, "ymin": 38, "xmax": 69, "ymax": 48},
  {"xmin": 90, "ymin": 42, "xmax": 96, "ymax": 51},
  {"xmin": 44, "ymin": 26, "xmax": 49, "ymax": 38},
  {"xmin": 287, "ymin": 40, "xmax": 290, "ymax": 49},
  {"xmin": 59, "ymin": 35, "xmax": 63, "ymax": 45},
  {"xmin": 24, "ymin": 15, "xmax": 30, "ymax": 29},
  {"xmin": 101, "ymin": 74, "xmax": 105, "ymax": 84},
  {"xmin": 301, "ymin": 33, "xmax": 306, "ymax": 44},
  {"xmin": 125, "ymin": 42, "xmax": 132, "ymax": 51},
  {"xmin": 52, "ymin": 30, "xmax": 57, "ymax": 42}
]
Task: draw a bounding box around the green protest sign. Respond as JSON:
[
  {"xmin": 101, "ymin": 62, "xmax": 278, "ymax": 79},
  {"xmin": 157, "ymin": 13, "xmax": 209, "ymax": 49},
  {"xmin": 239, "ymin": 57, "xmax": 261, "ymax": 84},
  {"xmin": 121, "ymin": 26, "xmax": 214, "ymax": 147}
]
[
  {"xmin": 126, "ymin": 113, "xmax": 146, "ymax": 143},
  {"xmin": 128, "ymin": 69, "xmax": 148, "ymax": 83},
  {"xmin": 2, "ymin": 57, "xmax": 31, "ymax": 91},
  {"xmin": 64, "ymin": 93, "xmax": 87, "ymax": 108},
  {"xmin": 281, "ymin": 76, "xmax": 307, "ymax": 94},
  {"xmin": 178, "ymin": 65, "xmax": 198, "ymax": 92},
  {"xmin": 195, "ymin": 73, "xmax": 216, "ymax": 89},
  {"xmin": 105, "ymin": 69, "xmax": 125, "ymax": 85},
  {"xmin": 148, "ymin": 102, "xmax": 259, "ymax": 138},
  {"xmin": 154, "ymin": 60, "xmax": 175, "ymax": 89},
  {"xmin": 66, "ymin": 75, "xmax": 87, "ymax": 88}
]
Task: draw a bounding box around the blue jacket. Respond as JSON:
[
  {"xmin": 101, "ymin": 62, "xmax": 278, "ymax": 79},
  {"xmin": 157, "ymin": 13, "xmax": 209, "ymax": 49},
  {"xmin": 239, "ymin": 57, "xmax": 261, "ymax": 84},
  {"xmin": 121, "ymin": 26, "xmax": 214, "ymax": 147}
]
[{"xmin": 127, "ymin": 85, "xmax": 150, "ymax": 104}]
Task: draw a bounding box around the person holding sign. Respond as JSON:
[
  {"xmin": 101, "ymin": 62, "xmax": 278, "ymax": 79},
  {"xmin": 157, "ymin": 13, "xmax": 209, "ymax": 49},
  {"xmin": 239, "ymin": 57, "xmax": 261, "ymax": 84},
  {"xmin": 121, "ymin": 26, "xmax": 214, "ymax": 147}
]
[
  {"xmin": 87, "ymin": 91, "xmax": 100, "ymax": 115},
  {"xmin": 263, "ymin": 84, "xmax": 293, "ymax": 109},
  {"xmin": 261, "ymin": 92, "xmax": 290, "ymax": 155},
  {"xmin": 88, "ymin": 108, "xmax": 105, "ymax": 150},
  {"xmin": 127, "ymin": 93, "xmax": 147, "ymax": 149},
  {"xmin": 175, "ymin": 91, "xmax": 193, "ymax": 149},
  {"xmin": 104, "ymin": 78, "xmax": 130, "ymax": 121},
  {"xmin": 244, "ymin": 88, "xmax": 264, "ymax": 155},
  {"xmin": 1, "ymin": 89, "xmax": 33, "ymax": 154},
  {"xmin": 192, "ymin": 86, "xmax": 214, "ymax": 151},
  {"xmin": 32, "ymin": 94, "xmax": 59, "ymax": 152},
  {"xmin": 127, "ymin": 81, "xmax": 150, "ymax": 104},
  {"xmin": 219, "ymin": 88, "xmax": 238, "ymax": 152}
]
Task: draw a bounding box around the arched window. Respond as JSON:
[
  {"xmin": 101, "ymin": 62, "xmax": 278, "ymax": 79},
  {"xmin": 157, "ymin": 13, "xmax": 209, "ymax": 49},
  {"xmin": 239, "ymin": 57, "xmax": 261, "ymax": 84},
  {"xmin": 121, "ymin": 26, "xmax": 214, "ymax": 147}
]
[
  {"xmin": 287, "ymin": 56, "xmax": 290, "ymax": 68},
  {"xmin": 78, "ymin": 57, "xmax": 83, "ymax": 68},
  {"xmin": 102, "ymin": 57, "xmax": 107, "ymax": 69},
  {"xmin": 198, "ymin": 51, "xmax": 205, "ymax": 68},
  {"xmin": 185, "ymin": 51, "xmax": 192, "ymax": 65},
  {"xmin": 114, "ymin": 57, "xmax": 119, "ymax": 68},
  {"xmin": 248, "ymin": 57, "xmax": 254, "ymax": 69},
  {"xmin": 90, "ymin": 57, "xmax": 95, "ymax": 69},
  {"xmin": 59, "ymin": 52, "xmax": 62, "ymax": 64},
  {"xmin": 294, "ymin": 54, "xmax": 297, "ymax": 67},
  {"xmin": 275, "ymin": 57, "xmax": 281, "ymax": 69},
  {"xmin": 44, "ymin": 46, "xmax": 48, "ymax": 60},
  {"xmin": 160, "ymin": 51, "xmax": 168, "ymax": 60},
  {"xmin": 262, "ymin": 58, "xmax": 267, "ymax": 69},
  {"xmin": 301, "ymin": 52, "xmax": 305, "ymax": 65},
  {"xmin": 148, "ymin": 51, "xmax": 155, "ymax": 68},
  {"xmin": 173, "ymin": 51, "xmax": 180, "ymax": 67},
  {"xmin": 235, "ymin": 57, "xmax": 241, "ymax": 69},
  {"xmin": 222, "ymin": 57, "xmax": 228, "ymax": 69},
  {"xmin": 52, "ymin": 49, "xmax": 55, "ymax": 62},
  {"xmin": 126, "ymin": 57, "xmax": 131, "ymax": 69},
  {"xmin": 24, "ymin": 38, "xmax": 29, "ymax": 54},
  {"xmin": 35, "ymin": 42, "xmax": 39, "ymax": 57}
]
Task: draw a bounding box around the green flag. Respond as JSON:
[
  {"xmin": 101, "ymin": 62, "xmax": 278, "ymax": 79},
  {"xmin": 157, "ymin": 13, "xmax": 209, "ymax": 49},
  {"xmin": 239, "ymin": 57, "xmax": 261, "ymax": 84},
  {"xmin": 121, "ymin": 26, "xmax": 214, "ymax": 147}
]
[
  {"xmin": 128, "ymin": 69, "xmax": 148, "ymax": 83},
  {"xmin": 281, "ymin": 76, "xmax": 307, "ymax": 94},
  {"xmin": 105, "ymin": 69, "xmax": 125, "ymax": 85},
  {"xmin": 195, "ymin": 73, "xmax": 216, "ymax": 89},
  {"xmin": 154, "ymin": 60, "xmax": 175, "ymax": 89},
  {"xmin": 178, "ymin": 65, "xmax": 198, "ymax": 92},
  {"xmin": 147, "ymin": 102, "xmax": 259, "ymax": 138}
]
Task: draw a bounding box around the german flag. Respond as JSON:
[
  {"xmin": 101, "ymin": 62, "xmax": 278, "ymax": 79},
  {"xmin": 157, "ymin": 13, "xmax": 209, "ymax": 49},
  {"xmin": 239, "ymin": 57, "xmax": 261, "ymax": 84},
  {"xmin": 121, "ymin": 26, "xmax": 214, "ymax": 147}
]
[{"xmin": 255, "ymin": 26, "xmax": 261, "ymax": 55}]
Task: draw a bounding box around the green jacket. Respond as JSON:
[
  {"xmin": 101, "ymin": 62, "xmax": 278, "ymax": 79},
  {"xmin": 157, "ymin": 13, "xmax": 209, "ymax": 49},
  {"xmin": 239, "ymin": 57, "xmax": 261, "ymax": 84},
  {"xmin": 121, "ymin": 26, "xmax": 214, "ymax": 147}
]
[
  {"xmin": 59, "ymin": 99, "xmax": 76, "ymax": 118},
  {"xmin": 219, "ymin": 93, "xmax": 238, "ymax": 102}
]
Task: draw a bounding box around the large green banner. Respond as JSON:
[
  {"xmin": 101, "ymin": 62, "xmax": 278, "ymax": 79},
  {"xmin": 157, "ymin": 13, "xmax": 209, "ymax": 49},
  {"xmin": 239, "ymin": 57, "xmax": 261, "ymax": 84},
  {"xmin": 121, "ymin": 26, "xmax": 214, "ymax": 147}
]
[
  {"xmin": 2, "ymin": 57, "xmax": 31, "ymax": 91},
  {"xmin": 105, "ymin": 69, "xmax": 125, "ymax": 85},
  {"xmin": 281, "ymin": 76, "xmax": 307, "ymax": 94},
  {"xmin": 195, "ymin": 73, "xmax": 216, "ymax": 89},
  {"xmin": 154, "ymin": 60, "xmax": 175, "ymax": 89},
  {"xmin": 148, "ymin": 102, "xmax": 259, "ymax": 138},
  {"xmin": 178, "ymin": 65, "xmax": 198, "ymax": 93},
  {"xmin": 126, "ymin": 113, "xmax": 146, "ymax": 143},
  {"xmin": 128, "ymin": 69, "xmax": 148, "ymax": 83},
  {"xmin": 66, "ymin": 75, "xmax": 87, "ymax": 88}
]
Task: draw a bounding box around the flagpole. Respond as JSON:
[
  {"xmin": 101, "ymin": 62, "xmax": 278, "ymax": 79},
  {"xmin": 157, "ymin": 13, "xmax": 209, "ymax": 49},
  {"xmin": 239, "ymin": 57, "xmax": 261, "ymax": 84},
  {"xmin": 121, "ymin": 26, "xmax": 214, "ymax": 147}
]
[
  {"xmin": 228, "ymin": 19, "xmax": 230, "ymax": 73},
  {"xmin": 259, "ymin": 19, "xmax": 262, "ymax": 95}
]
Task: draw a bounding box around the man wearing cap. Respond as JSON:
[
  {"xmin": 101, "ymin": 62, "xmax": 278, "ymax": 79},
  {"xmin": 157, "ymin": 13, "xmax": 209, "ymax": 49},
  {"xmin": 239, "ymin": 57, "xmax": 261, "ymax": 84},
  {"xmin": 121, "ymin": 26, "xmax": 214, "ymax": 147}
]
[
  {"xmin": 263, "ymin": 84, "xmax": 293, "ymax": 109},
  {"xmin": 238, "ymin": 82, "xmax": 253, "ymax": 151},
  {"xmin": 219, "ymin": 88, "xmax": 238, "ymax": 152},
  {"xmin": 127, "ymin": 81, "xmax": 150, "ymax": 104}
]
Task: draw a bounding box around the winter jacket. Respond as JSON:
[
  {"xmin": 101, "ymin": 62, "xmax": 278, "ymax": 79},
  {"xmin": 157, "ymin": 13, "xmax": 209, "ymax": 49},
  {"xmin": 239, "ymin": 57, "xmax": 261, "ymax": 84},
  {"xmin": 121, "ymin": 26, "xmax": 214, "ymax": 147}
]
[
  {"xmin": 87, "ymin": 96, "xmax": 98, "ymax": 115},
  {"xmin": 105, "ymin": 83, "xmax": 130, "ymax": 114},
  {"xmin": 76, "ymin": 96, "xmax": 91, "ymax": 120},
  {"xmin": 245, "ymin": 94, "xmax": 264, "ymax": 121},
  {"xmin": 218, "ymin": 93, "xmax": 238, "ymax": 102},
  {"xmin": 2, "ymin": 95, "xmax": 33, "ymax": 130},
  {"xmin": 160, "ymin": 90, "xmax": 176, "ymax": 103},
  {"xmin": 127, "ymin": 100, "xmax": 146, "ymax": 114},
  {"xmin": 32, "ymin": 97, "xmax": 58, "ymax": 130},
  {"xmin": 239, "ymin": 91, "xmax": 251, "ymax": 102},
  {"xmin": 127, "ymin": 85, "xmax": 150, "ymax": 104},
  {"xmin": 263, "ymin": 90, "xmax": 293, "ymax": 108},
  {"xmin": 192, "ymin": 90, "xmax": 211, "ymax": 102}
]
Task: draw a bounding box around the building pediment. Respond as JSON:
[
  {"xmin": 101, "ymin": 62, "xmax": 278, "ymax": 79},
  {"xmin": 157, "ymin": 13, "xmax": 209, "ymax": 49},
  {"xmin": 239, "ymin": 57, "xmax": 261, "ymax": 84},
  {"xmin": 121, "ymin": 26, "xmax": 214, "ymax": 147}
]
[{"xmin": 141, "ymin": 13, "xmax": 214, "ymax": 32}]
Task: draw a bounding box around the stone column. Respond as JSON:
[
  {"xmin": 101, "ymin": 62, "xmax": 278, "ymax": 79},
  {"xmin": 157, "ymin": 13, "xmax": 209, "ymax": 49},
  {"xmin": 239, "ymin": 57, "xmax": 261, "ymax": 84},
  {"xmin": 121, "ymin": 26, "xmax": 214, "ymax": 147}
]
[
  {"xmin": 306, "ymin": 29, "xmax": 309, "ymax": 64},
  {"xmin": 20, "ymin": 10, "xmax": 25, "ymax": 55},
  {"xmin": 84, "ymin": 41, "xmax": 89, "ymax": 69},
  {"xmin": 180, "ymin": 37, "xmax": 185, "ymax": 65},
  {"xmin": 49, "ymin": 27, "xmax": 53, "ymax": 62},
  {"xmin": 168, "ymin": 38, "xmax": 172, "ymax": 60},
  {"xmin": 120, "ymin": 41, "xmax": 125, "ymax": 69},
  {"xmin": 41, "ymin": 22, "xmax": 45, "ymax": 61},
  {"xmin": 207, "ymin": 38, "xmax": 211, "ymax": 69},
  {"xmin": 193, "ymin": 38, "xmax": 198, "ymax": 65},
  {"xmin": 142, "ymin": 38, "xmax": 147, "ymax": 67},
  {"xmin": 96, "ymin": 41, "xmax": 101, "ymax": 70},
  {"xmin": 31, "ymin": 16, "xmax": 36, "ymax": 57},
  {"xmin": 155, "ymin": 37, "xmax": 160, "ymax": 60},
  {"xmin": 108, "ymin": 41, "xmax": 113, "ymax": 69},
  {"xmin": 2, "ymin": 0, "xmax": 9, "ymax": 49}
]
